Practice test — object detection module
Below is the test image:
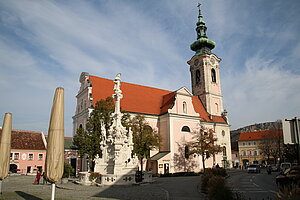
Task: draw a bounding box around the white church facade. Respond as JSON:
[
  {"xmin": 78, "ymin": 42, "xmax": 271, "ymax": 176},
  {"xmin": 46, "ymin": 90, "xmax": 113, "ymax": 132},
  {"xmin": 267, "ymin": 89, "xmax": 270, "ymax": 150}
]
[{"xmin": 72, "ymin": 6, "xmax": 232, "ymax": 174}]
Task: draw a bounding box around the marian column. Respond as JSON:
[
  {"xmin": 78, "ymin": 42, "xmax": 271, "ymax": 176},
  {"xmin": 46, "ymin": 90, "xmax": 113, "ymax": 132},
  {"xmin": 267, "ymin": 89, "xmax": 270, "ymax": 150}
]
[{"xmin": 94, "ymin": 74, "xmax": 137, "ymax": 183}]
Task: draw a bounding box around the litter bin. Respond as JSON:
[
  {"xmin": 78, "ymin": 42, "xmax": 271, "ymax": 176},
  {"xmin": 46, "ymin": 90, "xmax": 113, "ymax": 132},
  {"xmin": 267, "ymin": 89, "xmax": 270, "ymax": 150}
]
[{"xmin": 135, "ymin": 171, "xmax": 143, "ymax": 183}]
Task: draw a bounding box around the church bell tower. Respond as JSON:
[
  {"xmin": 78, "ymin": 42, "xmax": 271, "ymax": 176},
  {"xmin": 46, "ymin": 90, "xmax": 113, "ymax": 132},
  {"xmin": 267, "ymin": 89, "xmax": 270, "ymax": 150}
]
[{"xmin": 187, "ymin": 4, "xmax": 224, "ymax": 117}]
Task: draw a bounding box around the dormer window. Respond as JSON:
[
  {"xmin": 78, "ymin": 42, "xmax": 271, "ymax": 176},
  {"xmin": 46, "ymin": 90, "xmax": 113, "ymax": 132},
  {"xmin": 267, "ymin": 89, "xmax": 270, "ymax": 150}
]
[
  {"xmin": 211, "ymin": 68, "xmax": 216, "ymax": 83},
  {"xmin": 183, "ymin": 102, "xmax": 187, "ymax": 114}
]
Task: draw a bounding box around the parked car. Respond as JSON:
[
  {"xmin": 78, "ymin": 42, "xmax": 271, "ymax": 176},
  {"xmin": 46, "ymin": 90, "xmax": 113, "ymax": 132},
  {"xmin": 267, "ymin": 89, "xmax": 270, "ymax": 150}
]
[
  {"xmin": 270, "ymin": 164, "xmax": 279, "ymax": 172},
  {"xmin": 247, "ymin": 164, "xmax": 261, "ymax": 173},
  {"xmin": 280, "ymin": 162, "xmax": 291, "ymax": 172},
  {"xmin": 276, "ymin": 166, "xmax": 300, "ymax": 187}
]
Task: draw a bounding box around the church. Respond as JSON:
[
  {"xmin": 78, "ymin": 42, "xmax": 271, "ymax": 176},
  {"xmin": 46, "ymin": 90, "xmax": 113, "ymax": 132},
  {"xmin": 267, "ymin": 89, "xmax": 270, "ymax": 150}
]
[{"xmin": 72, "ymin": 6, "xmax": 232, "ymax": 174}]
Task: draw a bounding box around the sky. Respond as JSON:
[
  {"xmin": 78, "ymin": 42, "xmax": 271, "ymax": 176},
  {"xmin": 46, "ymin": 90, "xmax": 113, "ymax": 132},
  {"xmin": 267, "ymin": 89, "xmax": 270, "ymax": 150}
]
[{"xmin": 0, "ymin": 0, "xmax": 299, "ymax": 137}]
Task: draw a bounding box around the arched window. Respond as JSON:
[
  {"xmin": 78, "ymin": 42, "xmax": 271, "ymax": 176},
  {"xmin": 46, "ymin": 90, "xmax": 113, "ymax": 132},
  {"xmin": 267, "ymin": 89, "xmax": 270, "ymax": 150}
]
[
  {"xmin": 215, "ymin": 103, "xmax": 219, "ymax": 113},
  {"xmin": 79, "ymin": 124, "xmax": 83, "ymax": 129},
  {"xmin": 145, "ymin": 125, "xmax": 153, "ymax": 133},
  {"xmin": 254, "ymin": 151, "xmax": 257, "ymax": 156},
  {"xmin": 183, "ymin": 101, "xmax": 187, "ymax": 114},
  {"xmin": 242, "ymin": 151, "xmax": 246, "ymax": 156},
  {"xmin": 195, "ymin": 70, "xmax": 200, "ymax": 84},
  {"xmin": 184, "ymin": 145, "xmax": 189, "ymax": 159},
  {"xmin": 181, "ymin": 126, "xmax": 191, "ymax": 132},
  {"xmin": 211, "ymin": 68, "xmax": 216, "ymax": 83},
  {"xmin": 223, "ymin": 146, "xmax": 227, "ymax": 156}
]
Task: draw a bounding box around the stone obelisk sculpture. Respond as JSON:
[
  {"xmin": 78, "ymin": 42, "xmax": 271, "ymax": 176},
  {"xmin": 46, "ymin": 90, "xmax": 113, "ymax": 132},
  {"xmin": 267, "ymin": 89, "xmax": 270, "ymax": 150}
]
[{"xmin": 93, "ymin": 74, "xmax": 137, "ymax": 185}]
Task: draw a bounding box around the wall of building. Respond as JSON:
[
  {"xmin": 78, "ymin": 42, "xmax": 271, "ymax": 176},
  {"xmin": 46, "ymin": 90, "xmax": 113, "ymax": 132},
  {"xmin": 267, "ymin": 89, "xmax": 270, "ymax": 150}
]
[
  {"xmin": 238, "ymin": 140, "xmax": 264, "ymax": 166},
  {"xmin": 10, "ymin": 150, "xmax": 46, "ymax": 174}
]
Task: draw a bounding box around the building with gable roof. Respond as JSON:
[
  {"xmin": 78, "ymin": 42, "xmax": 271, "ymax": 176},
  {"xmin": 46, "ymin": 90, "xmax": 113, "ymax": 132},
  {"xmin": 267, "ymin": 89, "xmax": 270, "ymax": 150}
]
[
  {"xmin": 238, "ymin": 130, "xmax": 283, "ymax": 166},
  {"xmin": 72, "ymin": 5, "xmax": 232, "ymax": 174},
  {"xmin": 0, "ymin": 128, "xmax": 47, "ymax": 175}
]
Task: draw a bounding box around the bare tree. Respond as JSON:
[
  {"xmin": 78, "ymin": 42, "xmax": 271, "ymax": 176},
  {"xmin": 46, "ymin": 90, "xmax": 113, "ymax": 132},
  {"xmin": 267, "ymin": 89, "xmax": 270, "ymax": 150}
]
[
  {"xmin": 258, "ymin": 130, "xmax": 284, "ymax": 164},
  {"xmin": 188, "ymin": 125, "xmax": 222, "ymax": 171}
]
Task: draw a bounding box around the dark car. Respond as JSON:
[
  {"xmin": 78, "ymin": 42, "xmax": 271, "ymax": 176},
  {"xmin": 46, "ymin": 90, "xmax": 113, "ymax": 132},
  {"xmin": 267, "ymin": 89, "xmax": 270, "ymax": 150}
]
[
  {"xmin": 270, "ymin": 164, "xmax": 279, "ymax": 172},
  {"xmin": 276, "ymin": 166, "xmax": 300, "ymax": 187}
]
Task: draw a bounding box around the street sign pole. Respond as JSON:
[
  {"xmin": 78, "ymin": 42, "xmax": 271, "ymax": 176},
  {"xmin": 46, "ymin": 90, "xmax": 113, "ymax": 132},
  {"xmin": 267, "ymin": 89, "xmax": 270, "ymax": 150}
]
[{"xmin": 294, "ymin": 117, "xmax": 300, "ymax": 163}]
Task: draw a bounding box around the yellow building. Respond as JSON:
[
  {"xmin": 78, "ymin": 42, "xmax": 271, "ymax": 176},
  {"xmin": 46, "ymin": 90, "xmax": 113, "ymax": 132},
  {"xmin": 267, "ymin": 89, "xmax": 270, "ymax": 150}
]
[{"xmin": 238, "ymin": 130, "xmax": 283, "ymax": 167}]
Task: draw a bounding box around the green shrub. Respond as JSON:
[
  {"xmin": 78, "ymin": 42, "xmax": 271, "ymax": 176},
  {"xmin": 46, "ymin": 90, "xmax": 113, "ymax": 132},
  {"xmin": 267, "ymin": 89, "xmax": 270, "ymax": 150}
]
[
  {"xmin": 205, "ymin": 168, "xmax": 227, "ymax": 177},
  {"xmin": 207, "ymin": 176, "xmax": 233, "ymax": 200},
  {"xmin": 277, "ymin": 183, "xmax": 300, "ymax": 200},
  {"xmin": 201, "ymin": 168, "xmax": 228, "ymax": 192},
  {"xmin": 159, "ymin": 172, "xmax": 201, "ymax": 177},
  {"xmin": 201, "ymin": 172, "xmax": 213, "ymax": 192},
  {"xmin": 62, "ymin": 162, "xmax": 74, "ymax": 178}
]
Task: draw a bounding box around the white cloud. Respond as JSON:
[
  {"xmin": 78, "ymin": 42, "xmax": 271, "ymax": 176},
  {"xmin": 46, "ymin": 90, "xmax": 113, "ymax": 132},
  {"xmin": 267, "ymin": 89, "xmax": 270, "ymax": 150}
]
[
  {"xmin": 223, "ymin": 54, "xmax": 300, "ymax": 129},
  {"xmin": 0, "ymin": 0, "xmax": 299, "ymax": 135}
]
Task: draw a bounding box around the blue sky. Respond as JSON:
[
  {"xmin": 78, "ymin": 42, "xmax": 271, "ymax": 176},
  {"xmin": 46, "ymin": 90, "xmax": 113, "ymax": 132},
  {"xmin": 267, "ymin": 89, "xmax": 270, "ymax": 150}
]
[{"xmin": 0, "ymin": 0, "xmax": 299, "ymax": 136}]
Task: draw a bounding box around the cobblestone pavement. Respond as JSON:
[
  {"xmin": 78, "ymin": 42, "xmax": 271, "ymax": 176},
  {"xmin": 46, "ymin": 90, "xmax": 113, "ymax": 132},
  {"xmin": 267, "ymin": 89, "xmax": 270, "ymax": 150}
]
[{"xmin": 0, "ymin": 175, "xmax": 168, "ymax": 200}]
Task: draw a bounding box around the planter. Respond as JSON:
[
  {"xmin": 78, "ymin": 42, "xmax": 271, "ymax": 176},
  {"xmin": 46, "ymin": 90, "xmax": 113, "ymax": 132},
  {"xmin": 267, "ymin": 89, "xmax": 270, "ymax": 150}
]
[{"xmin": 61, "ymin": 178, "xmax": 69, "ymax": 184}]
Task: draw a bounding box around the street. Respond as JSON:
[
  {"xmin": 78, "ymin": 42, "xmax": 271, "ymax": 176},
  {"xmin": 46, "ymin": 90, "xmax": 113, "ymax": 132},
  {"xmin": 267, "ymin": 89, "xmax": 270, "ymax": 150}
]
[
  {"xmin": 227, "ymin": 169, "xmax": 279, "ymax": 200},
  {"xmin": 1, "ymin": 171, "xmax": 282, "ymax": 200},
  {"xmin": 156, "ymin": 176, "xmax": 204, "ymax": 200},
  {"xmin": 1, "ymin": 175, "xmax": 204, "ymax": 200}
]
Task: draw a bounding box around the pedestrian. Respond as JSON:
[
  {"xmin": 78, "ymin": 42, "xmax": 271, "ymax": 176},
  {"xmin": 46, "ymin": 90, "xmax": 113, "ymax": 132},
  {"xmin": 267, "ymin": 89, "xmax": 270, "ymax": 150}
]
[
  {"xmin": 42, "ymin": 171, "xmax": 47, "ymax": 184},
  {"xmin": 35, "ymin": 171, "xmax": 41, "ymax": 184},
  {"xmin": 216, "ymin": 164, "xmax": 220, "ymax": 168},
  {"xmin": 267, "ymin": 165, "xmax": 272, "ymax": 175}
]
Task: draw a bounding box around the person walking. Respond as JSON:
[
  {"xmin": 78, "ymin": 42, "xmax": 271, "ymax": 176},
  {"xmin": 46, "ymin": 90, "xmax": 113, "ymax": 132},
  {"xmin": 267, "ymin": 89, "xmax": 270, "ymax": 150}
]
[
  {"xmin": 35, "ymin": 171, "xmax": 42, "ymax": 184},
  {"xmin": 42, "ymin": 172, "xmax": 47, "ymax": 184}
]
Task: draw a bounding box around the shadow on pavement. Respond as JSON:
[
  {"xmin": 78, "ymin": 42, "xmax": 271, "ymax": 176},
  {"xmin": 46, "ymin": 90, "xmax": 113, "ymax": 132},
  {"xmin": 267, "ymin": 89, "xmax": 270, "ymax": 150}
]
[
  {"xmin": 92, "ymin": 183, "xmax": 167, "ymax": 200},
  {"xmin": 15, "ymin": 191, "xmax": 43, "ymax": 200}
]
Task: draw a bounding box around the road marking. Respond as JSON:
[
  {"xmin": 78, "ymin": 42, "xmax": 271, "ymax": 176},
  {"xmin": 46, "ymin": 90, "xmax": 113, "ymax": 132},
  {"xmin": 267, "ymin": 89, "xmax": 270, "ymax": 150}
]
[
  {"xmin": 160, "ymin": 188, "xmax": 169, "ymax": 200},
  {"xmin": 247, "ymin": 191, "xmax": 271, "ymax": 193},
  {"xmin": 253, "ymin": 183, "xmax": 259, "ymax": 187}
]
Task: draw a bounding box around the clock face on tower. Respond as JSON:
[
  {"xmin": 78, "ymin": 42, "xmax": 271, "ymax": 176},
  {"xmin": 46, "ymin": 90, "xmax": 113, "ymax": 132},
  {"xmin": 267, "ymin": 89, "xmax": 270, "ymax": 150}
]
[{"xmin": 210, "ymin": 57, "xmax": 215, "ymax": 65}]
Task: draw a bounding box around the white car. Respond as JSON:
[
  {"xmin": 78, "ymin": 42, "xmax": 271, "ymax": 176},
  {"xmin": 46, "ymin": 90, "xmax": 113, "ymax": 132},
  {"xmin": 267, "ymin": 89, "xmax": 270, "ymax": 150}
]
[{"xmin": 247, "ymin": 164, "xmax": 261, "ymax": 173}]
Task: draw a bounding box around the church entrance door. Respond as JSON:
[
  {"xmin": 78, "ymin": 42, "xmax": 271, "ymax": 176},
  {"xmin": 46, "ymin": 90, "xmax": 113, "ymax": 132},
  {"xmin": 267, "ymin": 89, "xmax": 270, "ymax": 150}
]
[{"xmin": 164, "ymin": 163, "xmax": 169, "ymax": 174}]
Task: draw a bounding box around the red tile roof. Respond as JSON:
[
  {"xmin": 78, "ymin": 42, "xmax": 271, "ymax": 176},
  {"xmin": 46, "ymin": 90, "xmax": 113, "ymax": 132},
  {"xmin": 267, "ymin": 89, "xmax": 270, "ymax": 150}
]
[
  {"xmin": 0, "ymin": 129, "xmax": 46, "ymax": 150},
  {"xmin": 89, "ymin": 75, "xmax": 227, "ymax": 123},
  {"xmin": 192, "ymin": 96, "xmax": 227, "ymax": 123},
  {"xmin": 90, "ymin": 75, "xmax": 171, "ymax": 115},
  {"xmin": 160, "ymin": 92, "xmax": 176, "ymax": 114},
  {"xmin": 238, "ymin": 130, "xmax": 283, "ymax": 141}
]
